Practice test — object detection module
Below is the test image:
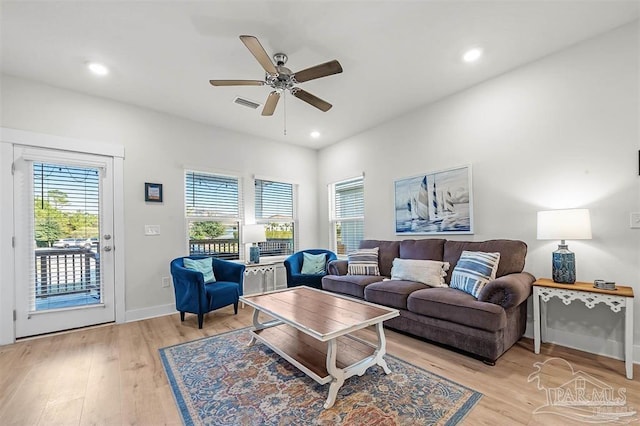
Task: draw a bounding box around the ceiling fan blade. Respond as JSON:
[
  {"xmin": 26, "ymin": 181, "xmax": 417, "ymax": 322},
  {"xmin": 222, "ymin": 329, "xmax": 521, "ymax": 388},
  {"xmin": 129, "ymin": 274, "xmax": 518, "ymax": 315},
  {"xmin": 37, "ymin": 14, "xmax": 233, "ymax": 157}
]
[
  {"xmin": 262, "ymin": 91, "xmax": 280, "ymax": 116},
  {"xmin": 291, "ymin": 88, "xmax": 332, "ymax": 112},
  {"xmin": 239, "ymin": 35, "xmax": 277, "ymax": 75},
  {"xmin": 209, "ymin": 80, "xmax": 264, "ymax": 86},
  {"xmin": 293, "ymin": 60, "xmax": 343, "ymax": 83}
]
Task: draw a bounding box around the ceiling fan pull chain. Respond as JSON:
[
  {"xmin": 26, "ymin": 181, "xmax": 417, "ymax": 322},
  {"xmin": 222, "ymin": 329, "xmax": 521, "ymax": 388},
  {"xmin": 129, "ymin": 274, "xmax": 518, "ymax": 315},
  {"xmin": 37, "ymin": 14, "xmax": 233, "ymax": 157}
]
[{"xmin": 283, "ymin": 90, "xmax": 287, "ymax": 136}]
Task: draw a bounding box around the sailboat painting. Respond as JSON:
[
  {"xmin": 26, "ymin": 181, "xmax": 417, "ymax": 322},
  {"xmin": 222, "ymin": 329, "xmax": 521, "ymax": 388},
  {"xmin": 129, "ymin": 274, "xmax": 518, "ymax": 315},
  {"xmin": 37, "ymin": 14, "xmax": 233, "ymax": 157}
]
[{"xmin": 395, "ymin": 165, "xmax": 473, "ymax": 235}]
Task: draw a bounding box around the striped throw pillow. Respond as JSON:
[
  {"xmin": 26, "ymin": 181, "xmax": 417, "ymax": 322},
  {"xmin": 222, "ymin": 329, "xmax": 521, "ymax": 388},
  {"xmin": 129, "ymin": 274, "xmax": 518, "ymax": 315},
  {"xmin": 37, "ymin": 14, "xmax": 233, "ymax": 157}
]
[
  {"xmin": 450, "ymin": 251, "xmax": 500, "ymax": 298},
  {"xmin": 347, "ymin": 247, "xmax": 380, "ymax": 276}
]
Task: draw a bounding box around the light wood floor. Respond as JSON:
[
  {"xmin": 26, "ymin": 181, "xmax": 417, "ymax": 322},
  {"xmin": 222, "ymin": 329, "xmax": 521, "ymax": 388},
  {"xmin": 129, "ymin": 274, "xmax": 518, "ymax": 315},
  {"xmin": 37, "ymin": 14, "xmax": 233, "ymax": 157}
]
[{"xmin": 1, "ymin": 306, "xmax": 637, "ymax": 425}]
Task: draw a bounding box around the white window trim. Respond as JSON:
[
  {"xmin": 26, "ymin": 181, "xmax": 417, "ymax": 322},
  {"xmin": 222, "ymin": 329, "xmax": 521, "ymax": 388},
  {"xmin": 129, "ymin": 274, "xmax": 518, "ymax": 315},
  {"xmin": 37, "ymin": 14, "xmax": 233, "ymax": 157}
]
[
  {"xmin": 328, "ymin": 175, "xmax": 364, "ymax": 255},
  {"xmin": 184, "ymin": 169, "xmax": 244, "ymax": 260},
  {"xmin": 254, "ymin": 178, "xmax": 298, "ymax": 259}
]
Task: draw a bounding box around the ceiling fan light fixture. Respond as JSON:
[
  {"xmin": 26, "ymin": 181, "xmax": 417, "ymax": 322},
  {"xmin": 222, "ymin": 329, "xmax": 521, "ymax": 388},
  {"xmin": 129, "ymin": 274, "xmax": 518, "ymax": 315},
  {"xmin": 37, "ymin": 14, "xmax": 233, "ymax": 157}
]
[
  {"xmin": 86, "ymin": 62, "xmax": 109, "ymax": 76},
  {"xmin": 210, "ymin": 35, "xmax": 342, "ymax": 116},
  {"xmin": 462, "ymin": 48, "xmax": 483, "ymax": 63},
  {"xmin": 310, "ymin": 131, "xmax": 320, "ymax": 139}
]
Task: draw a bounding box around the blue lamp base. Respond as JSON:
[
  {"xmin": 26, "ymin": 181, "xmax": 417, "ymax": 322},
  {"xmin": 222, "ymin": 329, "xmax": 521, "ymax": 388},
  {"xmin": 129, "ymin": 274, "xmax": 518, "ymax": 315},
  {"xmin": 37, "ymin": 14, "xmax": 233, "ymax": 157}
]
[
  {"xmin": 552, "ymin": 244, "xmax": 576, "ymax": 284},
  {"xmin": 249, "ymin": 245, "xmax": 261, "ymax": 264}
]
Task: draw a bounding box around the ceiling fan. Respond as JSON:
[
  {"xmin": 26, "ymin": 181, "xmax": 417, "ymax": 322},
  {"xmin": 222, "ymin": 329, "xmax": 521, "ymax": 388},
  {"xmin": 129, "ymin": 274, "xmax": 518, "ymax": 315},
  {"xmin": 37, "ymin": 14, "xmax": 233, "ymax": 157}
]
[{"xmin": 210, "ymin": 35, "xmax": 343, "ymax": 116}]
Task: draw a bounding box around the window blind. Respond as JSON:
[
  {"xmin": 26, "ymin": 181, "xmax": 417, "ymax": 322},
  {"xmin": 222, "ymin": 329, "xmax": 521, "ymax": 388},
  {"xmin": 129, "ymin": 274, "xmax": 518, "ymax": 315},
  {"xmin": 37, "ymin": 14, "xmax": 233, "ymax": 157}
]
[
  {"xmin": 255, "ymin": 179, "xmax": 293, "ymax": 219},
  {"xmin": 185, "ymin": 170, "xmax": 242, "ymax": 260},
  {"xmin": 331, "ymin": 176, "xmax": 364, "ymax": 254},
  {"xmin": 255, "ymin": 179, "xmax": 295, "ymax": 256},
  {"xmin": 185, "ymin": 171, "xmax": 239, "ymax": 218},
  {"xmin": 32, "ymin": 162, "xmax": 102, "ymax": 311}
]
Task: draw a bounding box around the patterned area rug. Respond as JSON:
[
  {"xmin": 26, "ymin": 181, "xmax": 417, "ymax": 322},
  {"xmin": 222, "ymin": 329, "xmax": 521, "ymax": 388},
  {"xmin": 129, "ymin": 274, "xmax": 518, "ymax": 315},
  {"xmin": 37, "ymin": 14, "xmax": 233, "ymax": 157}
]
[{"xmin": 159, "ymin": 328, "xmax": 482, "ymax": 425}]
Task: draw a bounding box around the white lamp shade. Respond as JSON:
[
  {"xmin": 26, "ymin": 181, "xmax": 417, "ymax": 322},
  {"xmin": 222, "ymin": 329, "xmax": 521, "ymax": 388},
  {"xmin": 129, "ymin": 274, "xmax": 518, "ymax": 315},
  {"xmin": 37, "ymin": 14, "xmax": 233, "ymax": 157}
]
[
  {"xmin": 537, "ymin": 209, "xmax": 592, "ymax": 240},
  {"xmin": 242, "ymin": 224, "xmax": 266, "ymax": 244}
]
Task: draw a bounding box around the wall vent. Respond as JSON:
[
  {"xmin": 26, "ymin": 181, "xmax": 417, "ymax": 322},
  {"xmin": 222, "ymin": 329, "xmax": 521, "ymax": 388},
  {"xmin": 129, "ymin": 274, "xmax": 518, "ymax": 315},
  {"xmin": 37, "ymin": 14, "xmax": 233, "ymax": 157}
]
[{"xmin": 233, "ymin": 96, "xmax": 261, "ymax": 110}]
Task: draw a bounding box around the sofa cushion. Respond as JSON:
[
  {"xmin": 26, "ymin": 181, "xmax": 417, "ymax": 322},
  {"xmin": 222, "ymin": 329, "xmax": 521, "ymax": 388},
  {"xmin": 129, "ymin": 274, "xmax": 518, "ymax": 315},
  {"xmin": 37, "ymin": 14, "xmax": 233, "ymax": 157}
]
[
  {"xmin": 359, "ymin": 240, "xmax": 400, "ymax": 277},
  {"xmin": 347, "ymin": 248, "xmax": 380, "ymax": 276},
  {"xmin": 321, "ymin": 274, "xmax": 384, "ymax": 299},
  {"xmin": 390, "ymin": 258, "xmax": 449, "ymax": 287},
  {"xmin": 407, "ymin": 288, "xmax": 507, "ymax": 332},
  {"xmin": 449, "ymin": 251, "xmax": 500, "ymax": 298},
  {"xmin": 443, "ymin": 239, "xmax": 527, "ymax": 284},
  {"xmin": 365, "ymin": 280, "xmax": 427, "ymax": 310},
  {"xmin": 399, "ymin": 239, "xmax": 445, "ymax": 261}
]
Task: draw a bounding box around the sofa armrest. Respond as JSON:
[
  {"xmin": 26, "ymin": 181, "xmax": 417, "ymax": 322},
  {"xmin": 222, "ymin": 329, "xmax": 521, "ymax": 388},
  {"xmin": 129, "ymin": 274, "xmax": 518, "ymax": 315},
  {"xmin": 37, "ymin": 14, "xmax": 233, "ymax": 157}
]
[
  {"xmin": 327, "ymin": 259, "xmax": 348, "ymax": 276},
  {"xmin": 478, "ymin": 272, "xmax": 536, "ymax": 309}
]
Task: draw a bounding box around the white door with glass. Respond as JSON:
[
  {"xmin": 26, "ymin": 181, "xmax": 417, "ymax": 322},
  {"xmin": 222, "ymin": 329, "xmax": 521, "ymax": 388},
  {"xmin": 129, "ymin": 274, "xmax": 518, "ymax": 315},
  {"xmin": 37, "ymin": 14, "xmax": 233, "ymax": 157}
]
[{"xmin": 13, "ymin": 146, "xmax": 115, "ymax": 338}]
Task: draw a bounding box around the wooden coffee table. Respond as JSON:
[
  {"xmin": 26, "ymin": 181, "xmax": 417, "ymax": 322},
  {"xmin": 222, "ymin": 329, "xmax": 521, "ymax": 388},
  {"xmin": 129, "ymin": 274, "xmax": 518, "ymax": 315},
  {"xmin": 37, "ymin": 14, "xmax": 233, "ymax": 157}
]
[{"xmin": 240, "ymin": 286, "xmax": 400, "ymax": 409}]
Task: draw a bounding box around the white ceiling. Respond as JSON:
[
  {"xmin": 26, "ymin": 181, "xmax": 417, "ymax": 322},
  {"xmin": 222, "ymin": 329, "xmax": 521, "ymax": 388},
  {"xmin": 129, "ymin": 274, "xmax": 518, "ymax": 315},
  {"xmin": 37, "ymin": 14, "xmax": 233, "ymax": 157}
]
[{"xmin": 1, "ymin": 1, "xmax": 638, "ymax": 149}]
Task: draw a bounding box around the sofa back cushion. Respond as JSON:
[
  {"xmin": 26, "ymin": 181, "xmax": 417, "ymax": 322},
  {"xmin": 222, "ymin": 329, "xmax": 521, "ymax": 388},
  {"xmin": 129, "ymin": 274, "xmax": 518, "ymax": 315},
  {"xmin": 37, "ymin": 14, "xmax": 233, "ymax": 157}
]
[
  {"xmin": 443, "ymin": 239, "xmax": 527, "ymax": 283},
  {"xmin": 359, "ymin": 240, "xmax": 400, "ymax": 277},
  {"xmin": 399, "ymin": 239, "xmax": 445, "ymax": 261}
]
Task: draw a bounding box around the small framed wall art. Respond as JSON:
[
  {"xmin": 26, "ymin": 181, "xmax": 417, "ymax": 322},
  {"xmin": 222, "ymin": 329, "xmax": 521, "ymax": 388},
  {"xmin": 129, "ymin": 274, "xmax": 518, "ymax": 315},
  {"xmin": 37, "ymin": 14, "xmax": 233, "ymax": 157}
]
[{"xmin": 145, "ymin": 182, "xmax": 163, "ymax": 202}]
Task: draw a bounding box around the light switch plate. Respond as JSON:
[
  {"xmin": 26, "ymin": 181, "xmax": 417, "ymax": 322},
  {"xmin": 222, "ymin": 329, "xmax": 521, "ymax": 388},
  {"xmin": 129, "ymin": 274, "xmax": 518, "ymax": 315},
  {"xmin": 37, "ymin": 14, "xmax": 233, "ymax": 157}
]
[
  {"xmin": 630, "ymin": 213, "xmax": 640, "ymax": 229},
  {"xmin": 145, "ymin": 225, "xmax": 160, "ymax": 235}
]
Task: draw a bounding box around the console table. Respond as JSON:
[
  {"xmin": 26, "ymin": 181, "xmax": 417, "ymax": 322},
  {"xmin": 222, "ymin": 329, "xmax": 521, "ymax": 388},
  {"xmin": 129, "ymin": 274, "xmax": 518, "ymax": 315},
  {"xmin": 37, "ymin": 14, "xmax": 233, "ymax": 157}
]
[
  {"xmin": 242, "ymin": 261, "xmax": 278, "ymax": 295},
  {"xmin": 533, "ymin": 278, "xmax": 634, "ymax": 379}
]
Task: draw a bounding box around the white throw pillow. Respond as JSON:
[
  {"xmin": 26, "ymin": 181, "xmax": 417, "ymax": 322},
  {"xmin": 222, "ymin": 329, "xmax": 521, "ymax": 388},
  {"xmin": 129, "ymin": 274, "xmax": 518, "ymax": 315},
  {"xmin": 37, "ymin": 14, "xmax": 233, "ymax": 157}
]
[{"xmin": 390, "ymin": 258, "xmax": 450, "ymax": 287}]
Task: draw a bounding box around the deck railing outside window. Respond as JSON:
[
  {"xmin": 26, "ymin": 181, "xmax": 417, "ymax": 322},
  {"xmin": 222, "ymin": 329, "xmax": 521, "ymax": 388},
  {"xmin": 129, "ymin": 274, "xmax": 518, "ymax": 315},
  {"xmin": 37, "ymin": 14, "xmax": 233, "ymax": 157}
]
[
  {"xmin": 188, "ymin": 238, "xmax": 292, "ymax": 259},
  {"xmin": 34, "ymin": 247, "xmax": 100, "ymax": 297}
]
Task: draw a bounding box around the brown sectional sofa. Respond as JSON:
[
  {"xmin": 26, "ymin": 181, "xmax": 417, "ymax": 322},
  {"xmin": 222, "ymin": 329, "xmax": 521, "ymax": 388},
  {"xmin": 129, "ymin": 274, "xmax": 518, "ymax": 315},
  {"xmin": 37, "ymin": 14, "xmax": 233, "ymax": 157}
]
[{"xmin": 321, "ymin": 238, "xmax": 535, "ymax": 363}]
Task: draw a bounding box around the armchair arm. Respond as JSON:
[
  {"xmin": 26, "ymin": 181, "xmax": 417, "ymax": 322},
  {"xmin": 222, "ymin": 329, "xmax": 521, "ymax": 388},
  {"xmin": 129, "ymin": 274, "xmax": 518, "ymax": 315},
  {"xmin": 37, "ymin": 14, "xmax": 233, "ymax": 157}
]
[
  {"xmin": 170, "ymin": 261, "xmax": 207, "ymax": 313},
  {"xmin": 478, "ymin": 272, "xmax": 536, "ymax": 309},
  {"xmin": 284, "ymin": 255, "xmax": 303, "ymax": 275},
  {"xmin": 327, "ymin": 259, "xmax": 348, "ymax": 276},
  {"xmin": 212, "ymin": 258, "xmax": 245, "ymax": 294}
]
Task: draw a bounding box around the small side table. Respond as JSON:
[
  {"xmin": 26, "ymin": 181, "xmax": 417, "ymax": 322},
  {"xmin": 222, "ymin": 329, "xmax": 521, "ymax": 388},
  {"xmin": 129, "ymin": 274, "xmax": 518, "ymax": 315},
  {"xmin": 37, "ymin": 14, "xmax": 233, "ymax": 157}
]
[{"xmin": 533, "ymin": 278, "xmax": 634, "ymax": 379}]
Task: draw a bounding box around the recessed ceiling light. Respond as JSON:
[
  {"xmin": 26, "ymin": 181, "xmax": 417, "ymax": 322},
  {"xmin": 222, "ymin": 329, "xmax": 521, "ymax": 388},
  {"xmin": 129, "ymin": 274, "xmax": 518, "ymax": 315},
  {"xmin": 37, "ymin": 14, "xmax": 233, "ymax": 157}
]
[
  {"xmin": 310, "ymin": 131, "xmax": 320, "ymax": 139},
  {"xmin": 462, "ymin": 48, "xmax": 483, "ymax": 63},
  {"xmin": 87, "ymin": 62, "xmax": 109, "ymax": 76}
]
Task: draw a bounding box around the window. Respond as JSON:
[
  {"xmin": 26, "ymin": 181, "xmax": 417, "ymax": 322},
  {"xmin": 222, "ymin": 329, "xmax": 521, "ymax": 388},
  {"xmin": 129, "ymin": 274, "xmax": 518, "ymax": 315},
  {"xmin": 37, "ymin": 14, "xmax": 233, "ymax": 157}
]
[
  {"xmin": 32, "ymin": 162, "xmax": 101, "ymax": 310},
  {"xmin": 185, "ymin": 171, "xmax": 242, "ymax": 260},
  {"xmin": 255, "ymin": 179, "xmax": 296, "ymax": 257},
  {"xmin": 329, "ymin": 176, "xmax": 364, "ymax": 255}
]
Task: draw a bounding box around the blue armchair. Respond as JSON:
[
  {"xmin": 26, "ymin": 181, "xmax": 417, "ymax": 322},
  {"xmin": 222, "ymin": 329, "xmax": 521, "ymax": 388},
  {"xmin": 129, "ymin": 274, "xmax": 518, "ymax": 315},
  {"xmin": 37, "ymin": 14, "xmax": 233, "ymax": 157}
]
[
  {"xmin": 284, "ymin": 249, "xmax": 337, "ymax": 289},
  {"xmin": 170, "ymin": 256, "xmax": 245, "ymax": 329}
]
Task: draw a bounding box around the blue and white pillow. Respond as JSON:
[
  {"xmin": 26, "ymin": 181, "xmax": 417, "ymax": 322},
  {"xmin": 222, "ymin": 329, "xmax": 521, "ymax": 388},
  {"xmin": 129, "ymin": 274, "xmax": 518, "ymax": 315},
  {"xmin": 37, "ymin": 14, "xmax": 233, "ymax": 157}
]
[
  {"xmin": 347, "ymin": 247, "xmax": 380, "ymax": 276},
  {"xmin": 450, "ymin": 251, "xmax": 500, "ymax": 298}
]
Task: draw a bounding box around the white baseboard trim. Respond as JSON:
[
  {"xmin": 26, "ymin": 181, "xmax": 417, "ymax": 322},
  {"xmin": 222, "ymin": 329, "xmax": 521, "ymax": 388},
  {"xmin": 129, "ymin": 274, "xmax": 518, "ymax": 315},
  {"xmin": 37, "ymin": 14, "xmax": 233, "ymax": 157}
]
[
  {"xmin": 524, "ymin": 325, "xmax": 639, "ymax": 365},
  {"xmin": 125, "ymin": 303, "xmax": 175, "ymax": 323}
]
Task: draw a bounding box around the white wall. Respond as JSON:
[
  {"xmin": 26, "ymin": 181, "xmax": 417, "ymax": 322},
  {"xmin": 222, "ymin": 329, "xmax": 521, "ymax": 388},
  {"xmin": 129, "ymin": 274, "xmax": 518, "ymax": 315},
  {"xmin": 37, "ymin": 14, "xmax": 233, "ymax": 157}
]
[
  {"xmin": 0, "ymin": 75, "xmax": 319, "ymax": 319},
  {"xmin": 318, "ymin": 22, "xmax": 640, "ymax": 361}
]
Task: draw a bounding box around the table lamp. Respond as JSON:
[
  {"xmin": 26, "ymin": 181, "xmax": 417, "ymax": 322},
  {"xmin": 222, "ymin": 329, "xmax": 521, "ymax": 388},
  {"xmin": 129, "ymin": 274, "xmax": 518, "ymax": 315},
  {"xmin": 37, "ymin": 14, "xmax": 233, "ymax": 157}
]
[
  {"xmin": 242, "ymin": 224, "xmax": 266, "ymax": 264},
  {"xmin": 537, "ymin": 209, "xmax": 592, "ymax": 284}
]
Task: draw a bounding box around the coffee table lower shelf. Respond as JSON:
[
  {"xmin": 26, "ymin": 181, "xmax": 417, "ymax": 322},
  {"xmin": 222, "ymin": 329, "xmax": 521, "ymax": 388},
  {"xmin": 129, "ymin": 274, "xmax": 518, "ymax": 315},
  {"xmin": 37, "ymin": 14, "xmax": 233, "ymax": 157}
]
[
  {"xmin": 252, "ymin": 324, "xmax": 376, "ymax": 384},
  {"xmin": 242, "ymin": 286, "xmax": 399, "ymax": 408}
]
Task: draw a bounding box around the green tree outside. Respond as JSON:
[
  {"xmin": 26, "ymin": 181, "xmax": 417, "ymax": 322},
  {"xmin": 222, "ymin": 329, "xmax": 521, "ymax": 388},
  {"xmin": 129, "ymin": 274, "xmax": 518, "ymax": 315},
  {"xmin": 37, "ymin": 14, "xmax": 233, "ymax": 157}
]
[
  {"xmin": 189, "ymin": 221, "xmax": 226, "ymax": 239},
  {"xmin": 34, "ymin": 194, "xmax": 99, "ymax": 246}
]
